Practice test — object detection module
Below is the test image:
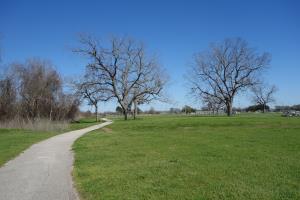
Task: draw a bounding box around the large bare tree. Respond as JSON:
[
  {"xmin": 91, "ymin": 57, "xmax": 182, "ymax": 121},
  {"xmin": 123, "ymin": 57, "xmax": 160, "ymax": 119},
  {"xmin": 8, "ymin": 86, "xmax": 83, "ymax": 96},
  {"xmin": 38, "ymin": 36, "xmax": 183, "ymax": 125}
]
[
  {"xmin": 251, "ymin": 83, "xmax": 277, "ymax": 113},
  {"xmin": 189, "ymin": 38, "xmax": 271, "ymax": 116},
  {"xmin": 75, "ymin": 35, "xmax": 166, "ymax": 120}
]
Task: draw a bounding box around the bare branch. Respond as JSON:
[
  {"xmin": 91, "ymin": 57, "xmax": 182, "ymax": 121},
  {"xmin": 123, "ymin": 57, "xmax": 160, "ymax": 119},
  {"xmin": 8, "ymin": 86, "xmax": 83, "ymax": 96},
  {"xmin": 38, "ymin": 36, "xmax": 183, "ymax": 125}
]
[
  {"xmin": 251, "ymin": 83, "xmax": 277, "ymax": 112},
  {"xmin": 187, "ymin": 38, "xmax": 270, "ymax": 116},
  {"xmin": 75, "ymin": 35, "xmax": 167, "ymax": 120}
]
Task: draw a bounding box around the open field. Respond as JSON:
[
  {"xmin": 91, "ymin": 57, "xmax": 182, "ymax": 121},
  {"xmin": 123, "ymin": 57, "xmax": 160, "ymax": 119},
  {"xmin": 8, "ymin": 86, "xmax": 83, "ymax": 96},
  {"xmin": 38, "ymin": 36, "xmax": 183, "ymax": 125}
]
[
  {"xmin": 73, "ymin": 114, "xmax": 300, "ymax": 200},
  {"xmin": 0, "ymin": 118, "xmax": 100, "ymax": 166}
]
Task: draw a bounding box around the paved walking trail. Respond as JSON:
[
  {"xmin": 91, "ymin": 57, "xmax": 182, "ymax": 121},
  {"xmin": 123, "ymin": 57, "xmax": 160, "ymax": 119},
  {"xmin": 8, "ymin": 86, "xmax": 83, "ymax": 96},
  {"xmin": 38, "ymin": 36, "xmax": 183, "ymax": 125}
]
[{"xmin": 0, "ymin": 119, "xmax": 112, "ymax": 200}]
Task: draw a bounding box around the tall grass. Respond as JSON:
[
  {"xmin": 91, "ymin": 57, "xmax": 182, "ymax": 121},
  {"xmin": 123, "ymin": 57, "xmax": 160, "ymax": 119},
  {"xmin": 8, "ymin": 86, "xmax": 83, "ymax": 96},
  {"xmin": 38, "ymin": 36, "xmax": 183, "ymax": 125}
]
[{"xmin": 0, "ymin": 118, "xmax": 69, "ymax": 132}]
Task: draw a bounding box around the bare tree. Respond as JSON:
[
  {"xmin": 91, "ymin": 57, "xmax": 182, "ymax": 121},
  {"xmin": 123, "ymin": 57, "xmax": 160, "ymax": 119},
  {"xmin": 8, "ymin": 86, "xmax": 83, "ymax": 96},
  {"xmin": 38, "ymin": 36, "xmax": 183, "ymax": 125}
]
[
  {"xmin": 0, "ymin": 55, "xmax": 79, "ymax": 122},
  {"xmin": 131, "ymin": 88, "xmax": 159, "ymax": 119},
  {"xmin": 52, "ymin": 93, "xmax": 80, "ymax": 122},
  {"xmin": 14, "ymin": 59, "xmax": 62, "ymax": 120},
  {"xmin": 202, "ymin": 94, "xmax": 224, "ymax": 114},
  {"xmin": 251, "ymin": 83, "xmax": 277, "ymax": 113},
  {"xmin": 75, "ymin": 35, "xmax": 167, "ymax": 120},
  {"xmin": 188, "ymin": 38, "xmax": 270, "ymax": 116},
  {"xmin": 10, "ymin": 59, "xmax": 79, "ymax": 121},
  {"xmin": 74, "ymin": 76, "xmax": 111, "ymax": 121},
  {"xmin": 0, "ymin": 76, "xmax": 16, "ymax": 120}
]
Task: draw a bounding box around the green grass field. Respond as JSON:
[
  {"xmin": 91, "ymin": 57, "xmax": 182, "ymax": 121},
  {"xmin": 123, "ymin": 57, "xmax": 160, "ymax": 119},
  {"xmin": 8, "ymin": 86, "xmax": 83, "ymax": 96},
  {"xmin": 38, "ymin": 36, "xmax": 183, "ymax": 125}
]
[
  {"xmin": 73, "ymin": 114, "xmax": 300, "ymax": 200},
  {"xmin": 0, "ymin": 117, "xmax": 100, "ymax": 166},
  {"xmin": 0, "ymin": 129, "xmax": 59, "ymax": 166}
]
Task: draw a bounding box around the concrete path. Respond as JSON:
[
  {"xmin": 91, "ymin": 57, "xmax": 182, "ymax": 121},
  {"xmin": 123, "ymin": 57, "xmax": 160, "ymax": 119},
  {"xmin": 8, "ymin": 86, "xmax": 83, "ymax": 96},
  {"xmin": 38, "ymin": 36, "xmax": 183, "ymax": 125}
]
[{"xmin": 0, "ymin": 119, "xmax": 112, "ymax": 200}]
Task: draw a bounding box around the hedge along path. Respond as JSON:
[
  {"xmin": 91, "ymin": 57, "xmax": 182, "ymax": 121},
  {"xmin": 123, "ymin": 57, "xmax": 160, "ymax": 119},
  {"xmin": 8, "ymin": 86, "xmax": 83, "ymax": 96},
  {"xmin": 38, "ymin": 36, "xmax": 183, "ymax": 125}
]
[{"xmin": 0, "ymin": 119, "xmax": 112, "ymax": 200}]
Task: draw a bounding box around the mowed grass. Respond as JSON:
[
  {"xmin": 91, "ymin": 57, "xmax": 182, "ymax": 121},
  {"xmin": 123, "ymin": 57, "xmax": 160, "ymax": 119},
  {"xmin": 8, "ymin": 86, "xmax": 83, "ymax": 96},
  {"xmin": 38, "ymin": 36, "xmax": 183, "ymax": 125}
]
[
  {"xmin": 0, "ymin": 129, "xmax": 59, "ymax": 166},
  {"xmin": 0, "ymin": 117, "xmax": 101, "ymax": 166},
  {"xmin": 73, "ymin": 114, "xmax": 300, "ymax": 200}
]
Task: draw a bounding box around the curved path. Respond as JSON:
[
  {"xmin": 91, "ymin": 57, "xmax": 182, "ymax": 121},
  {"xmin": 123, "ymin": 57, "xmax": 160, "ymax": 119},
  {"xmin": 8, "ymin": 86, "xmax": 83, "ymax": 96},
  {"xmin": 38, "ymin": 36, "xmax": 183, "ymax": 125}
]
[{"xmin": 0, "ymin": 119, "xmax": 112, "ymax": 200}]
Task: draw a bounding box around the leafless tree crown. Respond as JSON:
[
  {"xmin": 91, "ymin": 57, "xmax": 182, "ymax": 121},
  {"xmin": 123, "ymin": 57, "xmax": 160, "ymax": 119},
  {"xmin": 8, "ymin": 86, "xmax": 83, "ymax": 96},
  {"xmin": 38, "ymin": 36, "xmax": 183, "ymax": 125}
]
[
  {"xmin": 73, "ymin": 74, "xmax": 112, "ymax": 121},
  {"xmin": 251, "ymin": 83, "xmax": 277, "ymax": 112},
  {"xmin": 75, "ymin": 35, "xmax": 167, "ymax": 119},
  {"xmin": 189, "ymin": 38, "xmax": 271, "ymax": 116},
  {"xmin": 0, "ymin": 59, "xmax": 80, "ymax": 121}
]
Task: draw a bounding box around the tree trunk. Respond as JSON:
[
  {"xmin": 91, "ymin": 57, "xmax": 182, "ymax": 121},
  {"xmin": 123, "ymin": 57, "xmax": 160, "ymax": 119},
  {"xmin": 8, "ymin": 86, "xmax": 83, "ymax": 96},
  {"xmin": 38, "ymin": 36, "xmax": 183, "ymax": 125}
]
[
  {"xmin": 226, "ymin": 101, "xmax": 233, "ymax": 116},
  {"xmin": 49, "ymin": 106, "xmax": 52, "ymax": 121},
  {"xmin": 124, "ymin": 111, "xmax": 128, "ymax": 120},
  {"xmin": 121, "ymin": 104, "xmax": 128, "ymax": 120},
  {"xmin": 133, "ymin": 100, "xmax": 137, "ymax": 120},
  {"xmin": 95, "ymin": 104, "xmax": 98, "ymax": 122},
  {"xmin": 263, "ymin": 104, "xmax": 266, "ymax": 113}
]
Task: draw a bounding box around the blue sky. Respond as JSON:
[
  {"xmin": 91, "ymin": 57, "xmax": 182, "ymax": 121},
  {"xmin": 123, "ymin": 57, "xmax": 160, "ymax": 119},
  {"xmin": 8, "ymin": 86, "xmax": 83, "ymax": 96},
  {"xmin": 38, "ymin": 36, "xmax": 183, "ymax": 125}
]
[{"xmin": 1, "ymin": 0, "xmax": 299, "ymax": 111}]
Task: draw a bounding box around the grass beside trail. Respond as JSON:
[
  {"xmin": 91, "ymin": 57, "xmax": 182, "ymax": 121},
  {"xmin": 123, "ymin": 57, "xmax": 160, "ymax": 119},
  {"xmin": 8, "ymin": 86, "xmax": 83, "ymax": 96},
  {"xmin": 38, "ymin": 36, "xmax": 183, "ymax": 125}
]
[
  {"xmin": 73, "ymin": 115, "xmax": 300, "ymax": 200},
  {"xmin": 69, "ymin": 118, "xmax": 102, "ymax": 130},
  {"xmin": 0, "ymin": 129, "xmax": 59, "ymax": 166},
  {"xmin": 0, "ymin": 117, "xmax": 101, "ymax": 166}
]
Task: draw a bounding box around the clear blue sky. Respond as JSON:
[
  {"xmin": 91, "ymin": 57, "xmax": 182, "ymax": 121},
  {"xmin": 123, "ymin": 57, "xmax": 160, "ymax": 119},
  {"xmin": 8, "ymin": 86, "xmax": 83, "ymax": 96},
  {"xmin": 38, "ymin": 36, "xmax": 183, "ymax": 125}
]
[{"xmin": 1, "ymin": 0, "xmax": 299, "ymax": 111}]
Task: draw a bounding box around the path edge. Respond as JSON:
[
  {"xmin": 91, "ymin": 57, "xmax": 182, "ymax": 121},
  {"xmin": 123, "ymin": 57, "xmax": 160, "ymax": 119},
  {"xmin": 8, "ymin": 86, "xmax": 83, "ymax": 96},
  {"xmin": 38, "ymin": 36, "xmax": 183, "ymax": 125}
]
[{"xmin": 71, "ymin": 118, "xmax": 113, "ymax": 200}]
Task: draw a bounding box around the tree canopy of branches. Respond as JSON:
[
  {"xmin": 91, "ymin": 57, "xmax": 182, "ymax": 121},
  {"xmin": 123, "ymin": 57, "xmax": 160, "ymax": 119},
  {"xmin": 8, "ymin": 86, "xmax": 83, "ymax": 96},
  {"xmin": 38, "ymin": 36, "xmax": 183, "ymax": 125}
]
[
  {"xmin": 0, "ymin": 41, "xmax": 16, "ymax": 120},
  {"xmin": 251, "ymin": 83, "xmax": 277, "ymax": 113},
  {"xmin": 246, "ymin": 104, "xmax": 270, "ymax": 112},
  {"xmin": 189, "ymin": 38, "xmax": 271, "ymax": 116},
  {"xmin": 202, "ymin": 94, "xmax": 224, "ymax": 114},
  {"xmin": 73, "ymin": 76, "xmax": 111, "ymax": 121},
  {"xmin": 0, "ymin": 76, "xmax": 16, "ymax": 120},
  {"xmin": 16, "ymin": 60, "xmax": 62, "ymax": 119},
  {"xmin": 0, "ymin": 59, "xmax": 79, "ymax": 121},
  {"xmin": 275, "ymin": 104, "xmax": 300, "ymax": 112},
  {"xmin": 75, "ymin": 35, "xmax": 167, "ymax": 120}
]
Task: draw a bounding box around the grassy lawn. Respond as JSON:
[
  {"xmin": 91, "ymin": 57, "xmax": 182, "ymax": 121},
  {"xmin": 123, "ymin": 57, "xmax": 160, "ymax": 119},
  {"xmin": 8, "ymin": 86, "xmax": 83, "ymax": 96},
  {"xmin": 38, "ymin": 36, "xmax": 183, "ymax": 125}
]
[
  {"xmin": 0, "ymin": 117, "xmax": 101, "ymax": 167},
  {"xmin": 73, "ymin": 114, "xmax": 300, "ymax": 200},
  {"xmin": 0, "ymin": 129, "xmax": 59, "ymax": 166}
]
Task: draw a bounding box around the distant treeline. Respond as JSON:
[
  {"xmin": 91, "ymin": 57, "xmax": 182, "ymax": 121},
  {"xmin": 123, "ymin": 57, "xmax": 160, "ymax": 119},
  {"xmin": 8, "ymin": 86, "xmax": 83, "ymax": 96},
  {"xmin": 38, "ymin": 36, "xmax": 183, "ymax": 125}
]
[
  {"xmin": 274, "ymin": 105, "xmax": 300, "ymax": 112},
  {"xmin": 0, "ymin": 59, "xmax": 79, "ymax": 122},
  {"xmin": 111, "ymin": 104, "xmax": 300, "ymax": 115}
]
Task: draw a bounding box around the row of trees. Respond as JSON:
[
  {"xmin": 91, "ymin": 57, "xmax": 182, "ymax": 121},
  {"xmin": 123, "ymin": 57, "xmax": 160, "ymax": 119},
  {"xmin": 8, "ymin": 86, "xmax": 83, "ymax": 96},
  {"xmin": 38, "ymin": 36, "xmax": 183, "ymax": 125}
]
[
  {"xmin": 1, "ymin": 36, "xmax": 278, "ymax": 121},
  {"xmin": 0, "ymin": 59, "xmax": 79, "ymax": 121},
  {"xmin": 274, "ymin": 105, "xmax": 300, "ymax": 112},
  {"xmin": 74, "ymin": 36, "xmax": 278, "ymax": 119},
  {"xmin": 114, "ymin": 105, "xmax": 197, "ymax": 115},
  {"xmin": 115, "ymin": 103, "xmax": 277, "ymax": 115}
]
